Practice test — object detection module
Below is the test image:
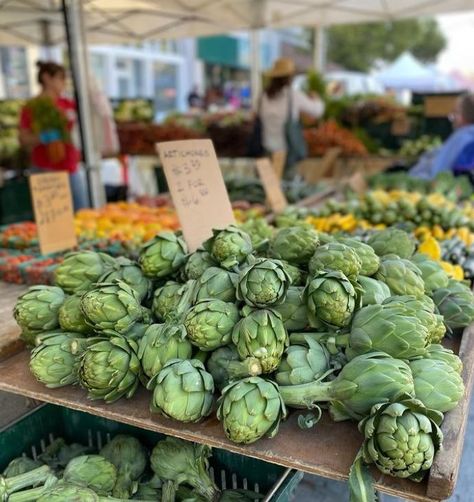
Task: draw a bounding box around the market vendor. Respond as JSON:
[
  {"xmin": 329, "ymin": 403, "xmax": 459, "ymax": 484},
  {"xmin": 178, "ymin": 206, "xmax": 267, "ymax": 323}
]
[
  {"xmin": 410, "ymin": 93, "xmax": 474, "ymax": 179},
  {"xmin": 19, "ymin": 61, "xmax": 88, "ymax": 210}
]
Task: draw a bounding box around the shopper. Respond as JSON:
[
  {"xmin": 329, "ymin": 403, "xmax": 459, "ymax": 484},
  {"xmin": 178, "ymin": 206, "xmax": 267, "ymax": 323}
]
[
  {"xmin": 19, "ymin": 61, "xmax": 88, "ymax": 210},
  {"xmin": 250, "ymin": 58, "xmax": 325, "ymax": 179},
  {"xmin": 410, "ymin": 93, "xmax": 474, "ymax": 179}
]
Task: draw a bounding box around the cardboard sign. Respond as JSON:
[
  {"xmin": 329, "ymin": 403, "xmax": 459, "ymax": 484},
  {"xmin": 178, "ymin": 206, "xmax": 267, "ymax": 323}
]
[
  {"xmin": 271, "ymin": 150, "xmax": 286, "ymax": 179},
  {"xmin": 256, "ymin": 158, "xmax": 288, "ymax": 214},
  {"xmin": 157, "ymin": 139, "xmax": 235, "ymax": 251},
  {"xmin": 29, "ymin": 172, "xmax": 77, "ymax": 254},
  {"xmin": 347, "ymin": 171, "xmax": 367, "ymax": 194}
]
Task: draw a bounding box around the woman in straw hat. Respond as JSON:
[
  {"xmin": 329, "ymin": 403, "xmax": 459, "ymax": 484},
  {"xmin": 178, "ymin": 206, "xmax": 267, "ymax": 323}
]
[{"xmin": 257, "ymin": 58, "xmax": 324, "ymax": 178}]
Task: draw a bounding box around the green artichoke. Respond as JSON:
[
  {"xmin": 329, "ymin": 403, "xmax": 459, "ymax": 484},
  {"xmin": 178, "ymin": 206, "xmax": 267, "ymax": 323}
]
[
  {"xmin": 183, "ymin": 250, "xmax": 216, "ymax": 280},
  {"xmin": 150, "ymin": 437, "xmax": 219, "ymax": 501},
  {"xmin": 424, "ymin": 344, "xmax": 463, "ymax": 374},
  {"xmin": 357, "ymin": 276, "xmax": 390, "ymax": 307},
  {"xmin": 433, "ymin": 280, "xmax": 474, "ymax": 331},
  {"xmin": 305, "ymin": 270, "xmax": 358, "ymax": 329},
  {"xmin": 79, "ymin": 337, "xmax": 141, "ymax": 403},
  {"xmin": 236, "ymin": 257, "xmax": 290, "ymax": 308},
  {"xmin": 275, "ymin": 335, "xmax": 330, "ymax": 386},
  {"xmin": 80, "ymin": 281, "xmax": 146, "ymax": 335},
  {"xmin": 100, "ymin": 435, "xmax": 147, "ymax": 499},
  {"xmin": 279, "ymin": 352, "xmax": 415, "ymax": 421},
  {"xmin": 204, "ymin": 225, "xmax": 253, "ymax": 269},
  {"xmin": 149, "ymin": 359, "xmax": 214, "ymax": 422},
  {"xmin": 308, "ymin": 242, "xmax": 362, "ymax": 280},
  {"xmin": 63, "ymin": 455, "xmax": 117, "ymax": 495},
  {"xmin": 206, "ymin": 345, "xmax": 262, "ymax": 391},
  {"xmin": 359, "ymin": 396, "xmax": 443, "ymax": 479},
  {"xmin": 193, "ymin": 267, "xmax": 238, "ymax": 303},
  {"xmin": 184, "ymin": 299, "xmax": 239, "ymax": 351},
  {"xmin": 337, "ymin": 237, "xmax": 380, "ymax": 276},
  {"xmin": 269, "ymin": 226, "xmax": 319, "ymax": 266},
  {"xmin": 30, "ymin": 332, "xmax": 95, "ymax": 388},
  {"xmin": 217, "ymin": 377, "xmax": 286, "ymax": 444},
  {"xmin": 279, "ymin": 261, "xmax": 306, "ymax": 286},
  {"xmin": 232, "ymin": 307, "xmax": 288, "ymax": 373},
  {"xmin": 3, "ymin": 457, "xmax": 42, "ymax": 478},
  {"xmin": 36, "ymin": 483, "xmax": 101, "ymax": 501},
  {"xmin": 272, "ymin": 286, "xmax": 308, "ymax": 331},
  {"xmin": 0, "ymin": 465, "xmax": 53, "ymax": 500},
  {"xmin": 54, "ymin": 251, "xmax": 116, "ymax": 294},
  {"xmin": 139, "ymin": 231, "xmax": 187, "ymax": 278},
  {"xmin": 375, "ymin": 256, "xmax": 425, "ymax": 298},
  {"xmin": 152, "ymin": 281, "xmax": 193, "ymax": 322},
  {"xmin": 411, "ymin": 253, "xmax": 449, "ymax": 293},
  {"xmin": 368, "ymin": 228, "xmax": 416, "ymax": 259},
  {"xmin": 410, "ymin": 358, "xmax": 464, "ymax": 413},
  {"xmin": 240, "ymin": 218, "xmax": 274, "ymax": 248},
  {"xmin": 98, "ymin": 257, "xmax": 151, "ymax": 302},
  {"xmin": 13, "ymin": 285, "xmax": 65, "ymax": 335},
  {"xmin": 37, "ymin": 438, "xmax": 90, "ymax": 470},
  {"xmin": 58, "ymin": 294, "xmax": 91, "ymax": 335},
  {"xmin": 138, "ymin": 323, "xmax": 192, "ymax": 381}
]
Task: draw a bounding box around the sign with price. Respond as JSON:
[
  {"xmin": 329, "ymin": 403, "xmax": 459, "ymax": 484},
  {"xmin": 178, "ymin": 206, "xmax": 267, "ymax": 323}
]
[
  {"xmin": 157, "ymin": 139, "xmax": 235, "ymax": 251},
  {"xmin": 29, "ymin": 172, "xmax": 77, "ymax": 255}
]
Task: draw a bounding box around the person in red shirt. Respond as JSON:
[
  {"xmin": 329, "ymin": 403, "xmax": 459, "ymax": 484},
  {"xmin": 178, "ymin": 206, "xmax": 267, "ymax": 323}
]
[{"xmin": 19, "ymin": 61, "xmax": 88, "ymax": 210}]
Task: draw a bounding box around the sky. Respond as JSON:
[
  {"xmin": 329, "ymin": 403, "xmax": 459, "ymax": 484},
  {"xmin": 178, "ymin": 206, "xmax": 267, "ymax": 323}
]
[{"xmin": 437, "ymin": 11, "xmax": 474, "ymax": 74}]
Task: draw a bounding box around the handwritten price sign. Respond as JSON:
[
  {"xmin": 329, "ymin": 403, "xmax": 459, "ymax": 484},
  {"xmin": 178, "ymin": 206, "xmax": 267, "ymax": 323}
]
[
  {"xmin": 157, "ymin": 139, "xmax": 235, "ymax": 251},
  {"xmin": 29, "ymin": 172, "xmax": 77, "ymax": 254}
]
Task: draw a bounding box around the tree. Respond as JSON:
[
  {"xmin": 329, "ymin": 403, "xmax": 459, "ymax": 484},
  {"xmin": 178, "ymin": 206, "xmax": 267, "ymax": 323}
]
[{"xmin": 325, "ymin": 18, "xmax": 447, "ymax": 72}]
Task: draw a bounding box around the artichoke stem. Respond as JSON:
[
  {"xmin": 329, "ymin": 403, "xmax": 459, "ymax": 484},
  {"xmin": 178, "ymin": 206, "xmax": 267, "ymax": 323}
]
[
  {"xmin": 279, "ymin": 380, "xmax": 334, "ymax": 408},
  {"xmin": 191, "ymin": 473, "xmax": 220, "ymax": 501},
  {"xmin": 2, "ymin": 465, "xmax": 52, "ymax": 495},
  {"xmin": 8, "ymin": 475, "xmax": 58, "ymax": 502},
  {"xmin": 226, "ymin": 357, "xmax": 263, "ymax": 378},
  {"xmin": 161, "ymin": 480, "xmax": 176, "ymax": 502}
]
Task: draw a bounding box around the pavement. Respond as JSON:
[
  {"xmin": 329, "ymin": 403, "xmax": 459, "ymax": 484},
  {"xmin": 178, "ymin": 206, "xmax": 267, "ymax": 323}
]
[{"xmin": 0, "ymin": 389, "xmax": 473, "ymax": 501}]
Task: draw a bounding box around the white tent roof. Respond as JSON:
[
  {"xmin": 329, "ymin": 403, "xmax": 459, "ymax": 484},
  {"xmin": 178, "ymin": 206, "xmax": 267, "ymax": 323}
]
[{"xmin": 1, "ymin": 0, "xmax": 474, "ymax": 44}]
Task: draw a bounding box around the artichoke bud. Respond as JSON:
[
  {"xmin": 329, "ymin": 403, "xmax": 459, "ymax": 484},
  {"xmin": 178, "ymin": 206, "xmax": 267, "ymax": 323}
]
[
  {"xmin": 367, "ymin": 228, "xmax": 416, "ymax": 259},
  {"xmin": 269, "ymin": 226, "xmax": 319, "ymax": 266},
  {"xmin": 375, "ymin": 257, "xmax": 425, "ymax": 299},
  {"xmin": 308, "ymin": 242, "xmax": 362, "ymax": 280},
  {"xmin": 183, "ymin": 249, "xmax": 217, "ymax": 280},
  {"xmin": 203, "ymin": 225, "xmax": 253, "ymax": 269},
  {"xmin": 63, "ymin": 455, "xmax": 117, "ymax": 495},
  {"xmin": 194, "ymin": 267, "xmax": 238, "ymax": 303},
  {"xmin": 58, "ymin": 293, "xmax": 91, "ymax": 335}
]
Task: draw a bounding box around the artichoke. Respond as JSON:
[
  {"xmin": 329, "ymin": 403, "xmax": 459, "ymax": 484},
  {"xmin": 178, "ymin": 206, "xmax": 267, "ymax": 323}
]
[
  {"xmin": 0, "ymin": 465, "xmax": 53, "ymax": 499},
  {"xmin": 240, "ymin": 218, "xmax": 274, "ymax": 248},
  {"xmin": 184, "ymin": 299, "xmax": 239, "ymax": 351},
  {"xmin": 80, "ymin": 281, "xmax": 146, "ymax": 335},
  {"xmin": 139, "ymin": 231, "xmax": 187, "ymax": 278},
  {"xmin": 149, "ymin": 359, "xmax": 214, "ymax": 422},
  {"xmin": 204, "ymin": 225, "xmax": 253, "ymax": 269},
  {"xmin": 410, "ymin": 358, "xmax": 464, "ymax": 413},
  {"xmin": 279, "ymin": 352, "xmax": 415, "ymax": 421},
  {"xmin": 236, "ymin": 257, "xmax": 290, "ymax": 308},
  {"xmin": 358, "ymin": 275, "xmax": 391, "ymax": 306},
  {"xmin": 359, "ymin": 396, "xmax": 443, "ymax": 479},
  {"xmin": 13, "ymin": 285, "xmax": 65, "ymax": 335},
  {"xmin": 232, "ymin": 307, "xmax": 288, "ymax": 373},
  {"xmin": 206, "ymin": 345, "xmax": 262, "ymax": 390},
  {"xmin": 269, "ymin": 226, "xmax": 319, "ymax": 266},
  {"xmin": 63, "ymin": 455, "xmax": 117, "ymax": 495},
  {"xmin": 100, "ymin": 435, "xmax": 147, "ymax": 499},
  {"xmin": 368, "ymin": 228, "xmax": 416, "ymax": 259},
  {"xmin": 193, "ymin": 267, "xmax": 238, "ymax": 303},
  {"xmin": 37, "ymin": 438, "xmax": 90, "ymax": 470},
  {"xmin": 54, "ymin": 251, "xmax": 116, "ymax": 294},
  {"xmin": 3, "ymin": 457, "xmax": 42, "ymax": 478},
  {"xmin": 275, "ymin": 335, "xmax": 330, "ymax": 386},
  {"xmin": 305, "ymin": 270, "xmax": 357, "ymax": 329},
  {"xmin": 152, "ymin": 281, "xmax": 193, "ymax": 322},
  {"xmin": 30, "ymin": 332, "xmax": 95, "ymax": 388},
  {"xmin": 138, "ymin": 323, "xmax": 192, "ymax": 381},
  {"xmin": 98, "ymin": 257, "xmax": 151, "ymax": 302},
  {"xmin": 272, "ymin": 286, "xmax": 308, "ymax": 331},
  {"xmin": 217, "ymin": 377, "xmax": 286, "ymax": 444},
  {"xmin": 411, "ymin": 253, "xmax": 449, "ymax": 293},
  {"xmin": 337, "ymin": 237, "xmax": 380, "ymax": 276},
  {"xmin": 36, "ymin": 483, "xmax": 101, "ymax": 501},
  {"xmin": 433, "ymin": 280, "xmax": 474, "ymax": 331},
  {"xmin": 58, "ymin": 294, "xmax": 91, "ymax": 335},
  {"xmin": 424, "ymin": 344, "xmax": 463, "ymax": 374},
  {"xmin": 348, "ymin": 302, "xmax": 429, "ymax": 360},
  {"xmin": 375, "ymin": 256, "xmax": 425, "ymax": 298},
  {"xmin": 308, "ymin": 242, "xmax": 362, "ymax": 280},
  {"xmin": 150, "ymin": 437, "xmax": 219, "ymax": 501},
  {"xmin": 183, "ymin": 250, "xmax": 216, "ymax": 280},
  {"xmin": 279, "ymin": 261, "xmax": 306, "ymax": 286},
  {"xmin": 79, "ymin": 337, "xmax": 141, "ymax": 403}
]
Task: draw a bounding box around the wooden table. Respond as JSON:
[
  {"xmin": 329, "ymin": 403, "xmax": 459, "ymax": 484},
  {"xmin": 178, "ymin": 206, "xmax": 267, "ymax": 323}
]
[{"xmin": 0, "ymin": 282, "xmax": 473, "ymax": 501}]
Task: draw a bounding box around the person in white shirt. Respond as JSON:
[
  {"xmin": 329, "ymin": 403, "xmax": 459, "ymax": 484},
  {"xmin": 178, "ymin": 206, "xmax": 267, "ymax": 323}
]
[{"xmin": 260, "ymin": 58, "xmax": 325, "ymax": 177}]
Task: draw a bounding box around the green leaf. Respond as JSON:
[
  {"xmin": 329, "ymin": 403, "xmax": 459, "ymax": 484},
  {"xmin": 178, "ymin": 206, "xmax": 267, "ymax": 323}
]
[{"xmin": 349, "ymin": 449, "xmax": 377, "ymax": 502}]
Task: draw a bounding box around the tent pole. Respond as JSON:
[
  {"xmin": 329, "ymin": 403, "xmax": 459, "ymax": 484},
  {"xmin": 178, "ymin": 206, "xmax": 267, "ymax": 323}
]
[
  {"xmin": 312, "ymin": 25, "xmax": 326, "ymax": 72},
  {"xmin": 250, "ymin": 29, "xmax": 261, "ymax": 108},
  {"xmin": 62, "ymin": 0, "xmax": 105, "ymax": 208}
]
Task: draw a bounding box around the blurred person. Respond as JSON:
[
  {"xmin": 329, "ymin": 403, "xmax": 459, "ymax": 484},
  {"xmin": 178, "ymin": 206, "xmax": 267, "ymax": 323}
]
[
  {"xmin": 187, "ymin": 85, "xmax": 202, "ymax": 109},
  {"xmin": 19, "ymin": 61, "xmax": 88, "ymax": 210},
  {"xmin": 249, "ymin": 58, "xmax": 325, "ymax": 178},
  {"xmin": 410, "ymin": 93, "xmax": 474, "ymax": 179}
]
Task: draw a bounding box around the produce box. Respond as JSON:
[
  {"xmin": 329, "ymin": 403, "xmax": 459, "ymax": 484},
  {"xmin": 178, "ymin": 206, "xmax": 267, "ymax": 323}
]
[
  {"xmin": 18, "ymin": 255, "xmax": 62, "ymax": 285},
  {"xmin": 0, "ymin": 254, "xmax": 37, "ymax": 284},
  {"xmin": 0, "ymin": 403, "xmax": 303, "ymax": 501}
]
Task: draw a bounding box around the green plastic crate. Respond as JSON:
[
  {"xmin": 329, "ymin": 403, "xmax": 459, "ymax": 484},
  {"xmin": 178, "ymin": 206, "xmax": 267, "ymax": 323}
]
[{"xmin": 0, "ymin": 404, "xmax": 303, "ymax": 501}]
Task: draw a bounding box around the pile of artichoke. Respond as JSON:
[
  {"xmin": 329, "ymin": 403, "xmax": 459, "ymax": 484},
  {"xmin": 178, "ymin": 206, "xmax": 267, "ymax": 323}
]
[
  {"xmin": 1, "ymin": 433, "xmax": 259, "ymax": 501},
  {"xmin": 13, "ymin": 223, "xmax": 474, "ymax": 502}
]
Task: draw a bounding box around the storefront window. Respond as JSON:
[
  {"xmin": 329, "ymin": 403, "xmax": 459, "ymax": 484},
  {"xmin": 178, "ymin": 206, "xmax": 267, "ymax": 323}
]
[
  {"xmin": 90, "ymin": 53, "xmax": 108, "ymax": 91},
  {"xmin": 153, "ymin": 62, "xmax": 178, "ymax": 115},
  {"xmin": 0, "ymin": 47, "xmax": 29, "ymax": 98}
]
